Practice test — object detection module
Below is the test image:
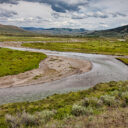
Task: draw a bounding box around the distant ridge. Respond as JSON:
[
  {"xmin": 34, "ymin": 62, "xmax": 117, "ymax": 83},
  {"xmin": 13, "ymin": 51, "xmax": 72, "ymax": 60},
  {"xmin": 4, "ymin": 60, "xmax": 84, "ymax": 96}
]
[
  {"xmin": 0, "ymin": 23, "xmax": 128, "ymax": 37},
  {"xmin": 22, "ymin": 27, "xmax": 88, "ymax": 36},
  {"xmin": 22, "ymin": 25, "xmax": 128, "ymax": 37}
]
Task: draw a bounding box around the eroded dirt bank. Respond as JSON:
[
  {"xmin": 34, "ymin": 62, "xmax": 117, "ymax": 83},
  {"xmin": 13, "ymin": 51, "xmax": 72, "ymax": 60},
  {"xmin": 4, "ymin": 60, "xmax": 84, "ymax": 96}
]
[{"xmin": 0, "ymin": 55, "xmax": 91, "ymax": 89}]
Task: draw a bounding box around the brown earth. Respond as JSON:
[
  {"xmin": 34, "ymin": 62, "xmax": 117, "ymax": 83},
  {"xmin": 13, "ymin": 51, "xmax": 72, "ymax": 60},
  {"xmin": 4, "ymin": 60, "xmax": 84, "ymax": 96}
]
[{"xmin": 0, "ymin": 55, "xmax": 92, "ymax": 89}]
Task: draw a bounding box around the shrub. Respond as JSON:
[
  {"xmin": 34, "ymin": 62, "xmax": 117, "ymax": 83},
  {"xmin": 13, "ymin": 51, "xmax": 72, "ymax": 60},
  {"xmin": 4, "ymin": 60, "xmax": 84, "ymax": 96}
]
[
  {"xmin": 81, "ymin": 97, "xmax": 103, "ymax": 108},
  {"xmin": 71, "ymin": 104, "xmax": 86, "ymax": 116},
  {"xmin": 81, "ymin": 98, "xmax": 90, "ymax": 107},
  {"xmin": 71, "ymin": 104, "xmax": 93, "ymax": 116},
  {"xmin": 110, "ymin": 90, "xmax": 119, "ymax": 97},
  {"xmin": 5, "ymin": 111, "xmax": 39, "ymax": 128},
  {"xmin": 121, "ymin": 92, "xmax": 128, "ymax": 105},
  {"xmin": 126, "ymin": 85, "xmax": 128, "ymax": 91},
  {"xmin": 37, "ymin": 110, "xmax": 56, "ymax": 123},
  {"xmin": 5, "ymin": 114, "xmax": 21, "ymax": 128},
  {"xmin": 20, "ymin": 111, "xmax": 39, "ymax": 126},
  {"xmin": 55, "ymin": 106, "xmax": 72, "ymax": 119},
  {"xmin": 100, "ymin": 95, "xmax": 118, "ymax": 107}
]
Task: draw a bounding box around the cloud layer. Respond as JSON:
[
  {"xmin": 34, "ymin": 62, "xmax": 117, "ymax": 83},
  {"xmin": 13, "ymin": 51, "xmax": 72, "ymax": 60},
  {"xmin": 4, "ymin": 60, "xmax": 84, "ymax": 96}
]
[{"xmin": 0, "ymin": 0, "xmax": 128, "ymax": 30}]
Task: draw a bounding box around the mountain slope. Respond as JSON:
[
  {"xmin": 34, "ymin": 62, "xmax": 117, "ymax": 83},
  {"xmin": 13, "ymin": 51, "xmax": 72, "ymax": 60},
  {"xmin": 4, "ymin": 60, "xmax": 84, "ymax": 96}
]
[
  {"xmin": 0, "ymin": 24, "xmax": 33, "ymax": 35},
  {"xmin": 87, "ymin": 25, "xmax": 128, "ymax": 37}
]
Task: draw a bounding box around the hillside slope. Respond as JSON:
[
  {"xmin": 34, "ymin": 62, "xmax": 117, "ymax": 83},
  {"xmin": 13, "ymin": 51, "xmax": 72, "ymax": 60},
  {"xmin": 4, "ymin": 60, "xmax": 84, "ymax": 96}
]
[
  {"xmin": 87, "ymin": 25, "xmax": 128, "ymax": 37},
  {"xmin": 0, "ymin": 24, "xmax": 33, "ymax": 36}
]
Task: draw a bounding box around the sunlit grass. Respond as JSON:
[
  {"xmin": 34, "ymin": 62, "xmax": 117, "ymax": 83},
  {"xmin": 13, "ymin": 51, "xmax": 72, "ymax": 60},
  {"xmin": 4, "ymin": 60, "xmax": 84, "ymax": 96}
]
[
  {"xmin": 22, "ymin": 39, "xmax": 128, "ymax": 55},
  {"xmin": 0, "ymin": 36, "xmax": 84, "ymax": 42},
  {"xmin": 0, "ymin": 48, "xmax": 47, "ymax": 77}
]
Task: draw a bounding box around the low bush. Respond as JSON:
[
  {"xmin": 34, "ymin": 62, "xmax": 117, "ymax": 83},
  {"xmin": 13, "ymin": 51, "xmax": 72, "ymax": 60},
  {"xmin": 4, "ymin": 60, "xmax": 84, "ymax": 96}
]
[
  {"xmin": 71, "ymin": 104, "xmax": 86, "ymax": 116},
  {"xmin": 120, "ymin": 92, "xmax": 128, "ymax": 104},
  {"xmin": 6, "ymin": 111, "xmax": 39, "ymax": 128},
  {"xmin": 71, "ymin": 104, "xmax": 93, "ymax": 116},
  {"xmin": 5, "ymin": 114, "xmax": 21, "ymax": 128},
  {"xmin": 100, "ymin": 95, "xmax": 118, "ymax": 107},
  {"xmin": 81, "ymin": 97, "xmax": 103, "ymax": 108},
  {"xmin": 37, "ymin": 110, "xmax": 56, "ymax": 123}
]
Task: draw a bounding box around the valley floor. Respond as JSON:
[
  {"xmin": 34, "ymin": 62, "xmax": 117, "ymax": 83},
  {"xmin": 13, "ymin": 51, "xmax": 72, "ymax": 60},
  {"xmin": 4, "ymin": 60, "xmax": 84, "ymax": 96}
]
[{"xmin": 0, "ymin": 37, "xmax": 128, "ymax": 128}]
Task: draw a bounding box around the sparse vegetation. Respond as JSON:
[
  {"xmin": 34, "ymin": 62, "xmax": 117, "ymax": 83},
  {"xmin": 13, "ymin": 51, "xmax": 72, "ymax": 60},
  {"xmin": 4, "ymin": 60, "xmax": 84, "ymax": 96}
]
[
  {"xmin": 33, "ymin": 74, "xmax": 43, "ymax": 80},
  {"xmin": 0, "ymin": 80, "xmax": 128, "ymax": 127},
  {"xmin": 0, "ymin": 48, "xmax": 47, "ymax": 77}
]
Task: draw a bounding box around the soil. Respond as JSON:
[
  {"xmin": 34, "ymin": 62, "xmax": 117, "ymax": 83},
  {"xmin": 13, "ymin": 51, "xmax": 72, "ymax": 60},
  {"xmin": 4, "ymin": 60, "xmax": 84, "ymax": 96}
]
[{"xmin": 0, "ymin": 55, "xmax": 91, "ymax": 88}]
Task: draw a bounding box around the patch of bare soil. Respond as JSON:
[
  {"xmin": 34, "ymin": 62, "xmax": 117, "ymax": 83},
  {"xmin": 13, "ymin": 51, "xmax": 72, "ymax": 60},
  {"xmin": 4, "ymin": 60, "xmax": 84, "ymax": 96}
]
[
  {"xmin": 0, "ymin": 41, "xmax": 22, "ymax": 47},
  {"xmin": 0, "ymin": 55, "xmax": 91, "ymax": 88}
]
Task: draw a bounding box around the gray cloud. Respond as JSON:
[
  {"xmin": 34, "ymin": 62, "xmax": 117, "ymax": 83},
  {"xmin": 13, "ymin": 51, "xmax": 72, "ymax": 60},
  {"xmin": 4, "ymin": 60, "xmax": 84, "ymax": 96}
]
[
  {"xmin": 0, "ymin": 0, "xmax": 128, "ymax": 30},
  {"xmin": 111, "ymin": 12, "xmax": 127, "ymax": 18},
  {"xmin": 72, "ymin": 11, "xmax": 127, "ymax": 20},
  {"xmin": 0, "ymin": 0, "xmax": 90, "ymax": 13},
  {"xmin": 0, "ymin": 8, "xmax": 17, "ymax": 17},
  {"xmin": 0, "ymin": 0, "xmax": 18, "ymax": 4},
  {"xmin": 52, "ymin": 13, "xmax": 60, "ymax": 19},
  {"xmin": 72, "ymin": 11, "xmax": 109, "ymax": 19}
]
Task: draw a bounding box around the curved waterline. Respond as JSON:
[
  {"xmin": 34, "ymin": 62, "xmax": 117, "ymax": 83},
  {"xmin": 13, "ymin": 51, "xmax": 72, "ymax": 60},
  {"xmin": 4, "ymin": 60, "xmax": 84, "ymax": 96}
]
[{"xmin": 0, "ymin": 46, "xmax": 128, "ymax": 105}]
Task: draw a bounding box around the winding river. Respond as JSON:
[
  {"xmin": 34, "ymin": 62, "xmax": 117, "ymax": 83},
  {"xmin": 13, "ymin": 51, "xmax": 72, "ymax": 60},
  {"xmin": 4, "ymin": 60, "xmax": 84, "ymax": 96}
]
[{"xmin": 0, "ymin": 46, "xmax": 128, "ymax": 105}]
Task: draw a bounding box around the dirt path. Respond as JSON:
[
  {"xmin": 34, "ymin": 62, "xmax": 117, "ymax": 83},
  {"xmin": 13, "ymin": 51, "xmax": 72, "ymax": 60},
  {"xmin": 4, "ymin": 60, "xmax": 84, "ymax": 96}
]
[{"xmin": 0, "ymin": 55, "xmax": 91, "ymax": 89}]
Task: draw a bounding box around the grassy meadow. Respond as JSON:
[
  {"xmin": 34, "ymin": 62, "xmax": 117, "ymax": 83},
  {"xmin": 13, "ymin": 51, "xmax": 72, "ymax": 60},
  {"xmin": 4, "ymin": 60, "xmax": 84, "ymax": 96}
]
[
  {"xmin": 1, "ymin": 35, "xmax": 128, "ymax": 55},
  {"xmin": 22, "ymin": 38, "xmax": 128, "ymax": 55},
  {"xmin": 0, "ymin": 48, "xmax": 47, "ymax": 77},
  {"xmin": 0, "ymin": 80, "xmax": 128, "ymax": 127},
  {"xmin": 0, "ymin": 36, "xmax": 81, "ymax": 42}
]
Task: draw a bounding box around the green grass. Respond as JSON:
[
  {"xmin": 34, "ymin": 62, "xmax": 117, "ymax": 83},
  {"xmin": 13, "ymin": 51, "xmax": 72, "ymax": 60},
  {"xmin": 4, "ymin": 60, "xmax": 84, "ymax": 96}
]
[
  {"xmin": 0, "ymin": 36, "xmax": 83, "ymax": 42},
  {"xmin": 22, "ymin": 38, "xmax": 128, "ymax": 55},
  {"xmin": 117, "ymin": 57, "xmax": 128, "ymax": 65},
  {"xmin": 0, "ymin": 48, "xmax": 47, "ymax": 77},
  {"xmin": 1, "ymin": 36, "xmax": 128, "ymax": 55},
  {"xmin": 0, "ymin": 80, "xmax": 128, "ymax": 127}
]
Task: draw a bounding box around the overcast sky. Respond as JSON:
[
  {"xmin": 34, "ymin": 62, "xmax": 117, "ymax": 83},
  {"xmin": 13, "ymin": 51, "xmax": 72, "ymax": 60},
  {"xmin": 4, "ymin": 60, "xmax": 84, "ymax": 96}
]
[{"xmin": 0, "ymin": 0, "xmax": 128, "ymax": 30}]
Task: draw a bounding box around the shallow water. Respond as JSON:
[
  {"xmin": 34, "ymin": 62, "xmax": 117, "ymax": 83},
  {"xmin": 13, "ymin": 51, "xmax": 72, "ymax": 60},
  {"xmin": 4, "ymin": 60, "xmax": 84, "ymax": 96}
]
[{"xmin": 0, "ymin": 46, "xmax": 128, "ymax": 105}]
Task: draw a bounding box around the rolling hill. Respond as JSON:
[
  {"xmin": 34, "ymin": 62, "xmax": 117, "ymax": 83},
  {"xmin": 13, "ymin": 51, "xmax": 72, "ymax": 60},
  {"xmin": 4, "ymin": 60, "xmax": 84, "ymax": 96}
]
[
  {"xmin": 86, "ymin": 25, "xmax": 128, "ymax": 37},
  {"xmin": 0, "ymin": 23, "xmax": 128, "ymax": 37},
  {"xmin": 22, "ymin": 25, "xmax": 128, "ymax": 37},
  {"xmin": 0, "ymin": 24, "xmax": 33, "ymax": 36}
]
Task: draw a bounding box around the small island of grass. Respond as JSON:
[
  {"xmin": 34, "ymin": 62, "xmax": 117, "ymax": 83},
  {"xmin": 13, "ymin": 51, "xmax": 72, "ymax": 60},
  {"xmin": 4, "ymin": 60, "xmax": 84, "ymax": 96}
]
[{"xmin": 0, "ymin": 48, "xmax": 47, "ymax": 77}]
